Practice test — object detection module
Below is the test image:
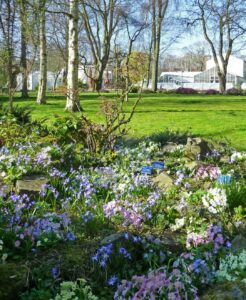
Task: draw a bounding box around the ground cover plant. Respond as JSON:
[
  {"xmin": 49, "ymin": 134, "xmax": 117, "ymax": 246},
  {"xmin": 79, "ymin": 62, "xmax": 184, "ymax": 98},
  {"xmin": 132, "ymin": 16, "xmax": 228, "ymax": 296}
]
[
  {"xmin": 1, "ymin": 105, "xmax": 246, "ymax": 299},
  {"xmin": 1, "ymin": 91, "xmax": 246, "ymax": 150}
]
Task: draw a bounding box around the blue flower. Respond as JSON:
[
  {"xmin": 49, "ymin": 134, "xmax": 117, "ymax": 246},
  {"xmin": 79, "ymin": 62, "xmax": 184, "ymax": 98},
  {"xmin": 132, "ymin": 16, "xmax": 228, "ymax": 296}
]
[
  {"xmin": 108, "ymin": 274, "xmax": 117, "ymax": 286},
  {"xmin": 51, "ymin": 267, "xmax": 59, "ymax": 279},
  {"xmin": 66, "ymin": 231, "xmax": 76, "ymax": 241}
]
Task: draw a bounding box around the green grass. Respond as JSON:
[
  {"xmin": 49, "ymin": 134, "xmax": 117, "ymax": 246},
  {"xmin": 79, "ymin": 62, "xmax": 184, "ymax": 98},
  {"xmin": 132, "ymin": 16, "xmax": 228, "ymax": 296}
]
[{"xmin": 1, "ymin": 91, "xmax": 246, "ymax": 150}]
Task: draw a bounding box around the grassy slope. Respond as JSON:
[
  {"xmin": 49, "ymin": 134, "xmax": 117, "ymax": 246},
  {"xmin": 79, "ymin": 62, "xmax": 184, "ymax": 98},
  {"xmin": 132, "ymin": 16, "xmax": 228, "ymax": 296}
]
[{"xmin": 1, "ymin": 92, "xmax": 246, "ymax": 150}]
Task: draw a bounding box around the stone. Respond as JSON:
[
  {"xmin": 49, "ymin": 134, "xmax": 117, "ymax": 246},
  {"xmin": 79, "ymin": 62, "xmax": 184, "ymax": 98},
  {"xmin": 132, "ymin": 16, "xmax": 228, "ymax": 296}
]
[
  {"xmin": 185, "ymin": 137, "xmax": 212, "ymax": 161},
  {"xmin": 231, "ymin": 235, "xmax": 246, "ymax": 253},
  {"xmin": 162, "ymin": 142, "xmax": 179, "ymax": 153},
  {"xmin": 201, "ymin": 281, "xmax": 246, "ymax": 300},
  {"xmin": 153, "ymin": 172, "xmax": 174, "ymax": 190},
  {"xmin": 100, "ymin": 233, "xmax": 128, "ymax": 246},
  {"xmin": 16, "ymin": 175, "xmax": 48, "ymax": 196},
  {"xmin": 220, "ymin": 155, "xmax": 230, "ymax": 163},
  {"xmin": 184, "ymin": 161, "xmax": 200, "ymax": 171},
  {"xmin": 159, "ymin": 231, "xmax": 184, "ymax": 252}
]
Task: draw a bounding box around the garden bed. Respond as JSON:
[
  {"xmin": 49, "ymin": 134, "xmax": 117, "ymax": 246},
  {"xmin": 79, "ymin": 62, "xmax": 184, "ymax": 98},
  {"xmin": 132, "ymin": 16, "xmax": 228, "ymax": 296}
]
[{"xmin": 0, "ymin": 117, "xmax": 246, "ymax": 299}]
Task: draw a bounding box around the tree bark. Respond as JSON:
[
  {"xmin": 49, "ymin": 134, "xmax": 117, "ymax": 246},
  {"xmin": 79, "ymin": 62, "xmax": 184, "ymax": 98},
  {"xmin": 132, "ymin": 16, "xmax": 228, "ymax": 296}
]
[
  {"xmin": 151, "ymin": 23, "xmax": 161, "ymax": 92},
  {"xmin": 66, "ymin": 0, "xmax": 80, "ymax": 112},
  {"xmin": 218, "ymin": 72, "xmax": 226, "ymax": 94},
  {"xmin": 37, "ymin": 0, "xmax": 47, "ymax": 104},
  {"xmin": 20, "ymin": 0, "xmax": 29, "ymax": 98},
  {"xmin": 151, "ymin": 0, "xmax": 168, "ymax": 92},
  {"xmin": 7, "ymin": 51, "xmax": 13, "ymax": 112}
]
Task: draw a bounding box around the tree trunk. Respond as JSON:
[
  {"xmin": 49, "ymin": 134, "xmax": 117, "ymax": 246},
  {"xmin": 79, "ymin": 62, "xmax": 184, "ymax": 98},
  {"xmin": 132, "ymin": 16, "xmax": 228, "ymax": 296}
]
[
  {"xmin": 37, "ymin": 0, "xmax": 47, "ymax": 104},
  {"xmin": 20, "ymin": 0, "xmax": 29, "ymax": 98},
  {"xmin": 94, "ymin": 67, "xmax": 104, "ymax": 92},
  {"xmin": 146, "ymin": 43, "xmax": 152, "ymax": 89},
  {"xmin": 151, "ymin": 22, "xmax": 161, "ymax": 92},
  {"xmin": 7, "ymin": 55, "xmax": 13, "ymax": 112},
  {"xmin": 66, "ymin": 0, "xmax": 80, "ymax": 112},
  {"xmin": 218, "ymin": 73, "xmax": 226, "ymax": 94}
]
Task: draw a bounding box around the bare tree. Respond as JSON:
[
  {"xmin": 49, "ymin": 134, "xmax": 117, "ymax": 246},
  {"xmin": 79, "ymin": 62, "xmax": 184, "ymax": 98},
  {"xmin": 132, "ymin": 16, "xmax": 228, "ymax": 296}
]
[
  {"xmin": 36, "ymin": 0, "xmax": 47, "ymax": 104},
  {"xmin": 189, "ymin": 0, "xmax": 246, "ymax": 93},
  {"xmin": 80, "ymin": 0, "xmax": 122, "ymax": 92}
]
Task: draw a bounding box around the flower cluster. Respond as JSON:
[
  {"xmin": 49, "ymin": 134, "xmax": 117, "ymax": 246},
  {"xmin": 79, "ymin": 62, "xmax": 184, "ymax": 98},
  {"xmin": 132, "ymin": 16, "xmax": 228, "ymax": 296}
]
[
  {"xmin": 216, "ymin": 250, "xmax": 246, "ymax": 282},
  {"xmin": 195, "ymin": 165, "xmax": 221, "ymax": 180},
  {"xmin": 114, "ymin": 267, "xmax": 199, "ymax": 300},
  {"xmin": 202, "ymin": 188, "xmax": 227, "ymax": 214},
  {"xmin": 103, "ymin": 200, "xmax": 144, "ymax": 227},
  {"xmin": 187, "ymin": 224, "xmax": 230, "ymax": 253}
]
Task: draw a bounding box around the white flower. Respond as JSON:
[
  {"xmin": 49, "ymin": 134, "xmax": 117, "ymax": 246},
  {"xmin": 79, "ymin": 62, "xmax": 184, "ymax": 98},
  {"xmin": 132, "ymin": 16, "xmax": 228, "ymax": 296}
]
[
  {"xmin": 171, "ymin": 218, "xmax": 185, "ymax": 231},
  {"xmin": 230, "ymin": 151, "xmax": 246, "ymax": 163},
  {"xmin": 202, "ymin": 188, "xmax": 227, "ymax": 214}
]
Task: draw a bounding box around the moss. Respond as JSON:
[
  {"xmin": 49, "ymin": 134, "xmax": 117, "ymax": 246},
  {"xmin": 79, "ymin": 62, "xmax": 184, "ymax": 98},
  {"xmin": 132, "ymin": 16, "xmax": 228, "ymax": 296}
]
[
  {"xmin": 0, "ymin": 263, "xmax": 27, "ymax": 300},
  {"xmin": 202, "ymin": 280, "xmax": 246, "ymax": 300}
]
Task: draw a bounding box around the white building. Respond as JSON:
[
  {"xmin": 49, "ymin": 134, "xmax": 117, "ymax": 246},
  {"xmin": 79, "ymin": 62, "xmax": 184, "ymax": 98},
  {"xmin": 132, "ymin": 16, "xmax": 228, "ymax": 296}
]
[
  {"xmin": 16, "ymin": 65, "xmax": 113, "ymax": 91},
  {"xmin": 16, "ymin": 71, "xmax": 63, "ymax": 91},
  {"xmin": 157, "ymin": 55, "xmax": 246, "ymax": 91}
]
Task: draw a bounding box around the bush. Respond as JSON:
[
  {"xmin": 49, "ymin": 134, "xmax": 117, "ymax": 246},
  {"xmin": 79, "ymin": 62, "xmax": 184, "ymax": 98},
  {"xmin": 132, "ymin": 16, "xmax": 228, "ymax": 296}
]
[
  {"xmin": 176, "ymin": 87, "xmax": 198, "ymax": 94},
  {"xmin": 160, "ymin": 89, "xmax": 177, "ymax": 94},
  {"xmin": 203, "ymin": 89, "xmax": 219, "ymax": 95},
  {"xmin": 130, "ymin": 86, "xmax": 139, "ymax": 93},
  {"xmin": 1, "ymin": 105, "xmax": 32, "ymax": 124},
  {"xmin": 226, "ymin": 88, "xmax": 242, "ymax": 95},
  {"xmin": 142, "ymin": 89, "xmax": 155, "ymax": 94}
]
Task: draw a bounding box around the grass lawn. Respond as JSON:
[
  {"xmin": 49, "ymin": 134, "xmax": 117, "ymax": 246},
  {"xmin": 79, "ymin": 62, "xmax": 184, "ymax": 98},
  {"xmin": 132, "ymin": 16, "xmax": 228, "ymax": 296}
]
[{"xmin": 1, "ymin": 91, "xmax": 246, "ymax": 150}]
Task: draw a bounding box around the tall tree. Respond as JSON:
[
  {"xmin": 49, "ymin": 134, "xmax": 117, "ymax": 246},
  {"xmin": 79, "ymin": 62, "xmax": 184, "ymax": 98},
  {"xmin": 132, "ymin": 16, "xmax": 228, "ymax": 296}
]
[
  {"xmin": 81, "ymin": 0, "xmax": 121, "ymax": 92},
  {"xmin": 0, "ymin": 0, "xmax": 17, "ymax": 111},
  {"xmin": 19, "ymin": 0, "xmax": 29, "ymax": 98},
  {"xmin": 36, "ymin": 0, "xmax": 47, "ymax": 104},
  {"xmin": 189, "ymin": 0, "xmax": 246, "ymax": 93},
  {"xmin": 66, "ymin": 0, "xmax": 80, "ymax": 111},
  {"xmin": 151, "ymin": 0, "xmax": 169, "ymax": 92}
]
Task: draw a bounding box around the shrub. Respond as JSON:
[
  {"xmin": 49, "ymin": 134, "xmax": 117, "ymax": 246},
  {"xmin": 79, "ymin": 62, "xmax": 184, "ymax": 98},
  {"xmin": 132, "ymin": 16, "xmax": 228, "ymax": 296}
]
[
  {"xmin": 1, "ymin": 105, "xmax": 32, "ymax": 124},
  {"xmin": 226, "ymin": 88, "xmax": 242, "ymax": 95},
  {"xmin": 130, "ymin": 86, "xmax": 139, "ymax": 93},
  {"xmin": 203, "ymin": 89, "xmax": 219, "ymax": 95},
  {"xmin": 142, "ymin": 89, "xmax": 155, "ymax": 94},
  {"xmin": 176, "ymin": 87, "xmax": 198, "ymax": 94}
]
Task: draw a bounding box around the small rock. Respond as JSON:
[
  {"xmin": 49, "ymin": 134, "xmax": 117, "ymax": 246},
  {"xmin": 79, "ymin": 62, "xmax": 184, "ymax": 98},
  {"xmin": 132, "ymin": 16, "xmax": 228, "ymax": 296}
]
[
  {"xmin": 16, "ymin": 175, "xmax": 48, "ymax": 196},
  {"xmin": 231, "ymin": 235, "xmax": 246, "ymax": 253},
  {"xmin": 201, "ymin": 281, "xmax": 246, "ymax": 300},
  {"xmin": 185, "ymin": 137, "xmax": 212, "ymax": 161},
  {"xmin": 184, "ymin": 161, "xmax": 200, "ymax": 171},
  {"xmin": 153, "ymin": 172, "xmax": 174, "ymax": 190},
  {"xmin": 100, "ymin": 233, "xmax": 128, "ymax": 246},
  {"xmin": 162, "ymin": 143, "xmax": 179, "ymax": 153},
  {"xmin": 220, "ymin": 155, "xmax": 230, "ymax": 163}
]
